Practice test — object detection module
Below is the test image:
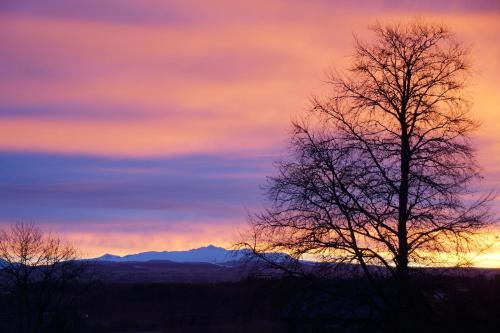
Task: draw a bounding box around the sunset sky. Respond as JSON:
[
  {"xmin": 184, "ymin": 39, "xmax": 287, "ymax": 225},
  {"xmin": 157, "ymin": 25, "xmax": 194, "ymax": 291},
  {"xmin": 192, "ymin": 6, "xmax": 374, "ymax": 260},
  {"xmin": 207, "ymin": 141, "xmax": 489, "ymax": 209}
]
[{"xmin": 0, "ymin": 0, "xmax": 499, "ymax": 266}]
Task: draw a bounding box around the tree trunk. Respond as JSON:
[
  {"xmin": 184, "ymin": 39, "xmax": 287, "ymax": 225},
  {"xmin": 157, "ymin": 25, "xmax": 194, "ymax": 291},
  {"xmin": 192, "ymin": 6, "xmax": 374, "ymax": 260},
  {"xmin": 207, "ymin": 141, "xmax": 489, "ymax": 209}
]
[{"xmin": 397, "ymin": 112, "xmax": 411, "ymax": 331}]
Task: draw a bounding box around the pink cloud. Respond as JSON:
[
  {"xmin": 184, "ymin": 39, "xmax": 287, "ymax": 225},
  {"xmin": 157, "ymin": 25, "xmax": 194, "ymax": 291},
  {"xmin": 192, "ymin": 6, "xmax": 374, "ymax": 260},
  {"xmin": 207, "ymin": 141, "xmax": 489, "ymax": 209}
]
[{"xmin": 0, "ymin": 1, "xmax": 498, "ymax": 266}]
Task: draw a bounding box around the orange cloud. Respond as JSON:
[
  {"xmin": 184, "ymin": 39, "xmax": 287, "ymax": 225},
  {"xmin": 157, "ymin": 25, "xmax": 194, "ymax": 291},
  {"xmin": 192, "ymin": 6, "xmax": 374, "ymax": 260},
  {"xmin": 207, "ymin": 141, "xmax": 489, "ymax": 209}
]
[{"xmin": 40, "ymin": 219, "xmax": 243, "ymax": 258}]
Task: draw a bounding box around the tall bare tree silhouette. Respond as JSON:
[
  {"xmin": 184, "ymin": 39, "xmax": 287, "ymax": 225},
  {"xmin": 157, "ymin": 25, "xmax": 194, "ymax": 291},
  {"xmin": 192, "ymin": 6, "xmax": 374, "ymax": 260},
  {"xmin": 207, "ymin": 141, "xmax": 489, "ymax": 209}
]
[{"xmin": 242, "ymin": 20, "xmax": 494, "ymax": 327}]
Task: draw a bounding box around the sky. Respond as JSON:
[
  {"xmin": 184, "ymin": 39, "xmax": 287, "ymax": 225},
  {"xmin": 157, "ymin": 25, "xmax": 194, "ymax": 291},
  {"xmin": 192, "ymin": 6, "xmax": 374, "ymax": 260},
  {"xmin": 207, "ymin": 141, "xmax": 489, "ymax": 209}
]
[{"xmin": 0, "ymin": 0, "xmax": 499, "ymax": 266}]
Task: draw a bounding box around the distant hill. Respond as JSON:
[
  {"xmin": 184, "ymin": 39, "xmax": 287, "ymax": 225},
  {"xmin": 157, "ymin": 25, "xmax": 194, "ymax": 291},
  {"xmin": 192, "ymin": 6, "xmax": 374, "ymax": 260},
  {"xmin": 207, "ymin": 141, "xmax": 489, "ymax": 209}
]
[
  {"xmin": 90, "ymin": 260, "xmax": 253, "ymax": 283},
  {"xmin": 93, "ymin": 245, "xmax": 278, "ymax": 264}
]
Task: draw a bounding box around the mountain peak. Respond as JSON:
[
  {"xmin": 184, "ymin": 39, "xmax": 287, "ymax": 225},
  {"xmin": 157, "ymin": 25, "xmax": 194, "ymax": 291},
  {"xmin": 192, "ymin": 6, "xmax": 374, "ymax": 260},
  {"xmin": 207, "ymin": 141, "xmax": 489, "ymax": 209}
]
[
  {"xmin": 193, "ymin": 244, "xmax": 225, "ymax": 251},
  {"xmin": 97, "ymin": 253, "xmax": 122, "ymax": 260}
]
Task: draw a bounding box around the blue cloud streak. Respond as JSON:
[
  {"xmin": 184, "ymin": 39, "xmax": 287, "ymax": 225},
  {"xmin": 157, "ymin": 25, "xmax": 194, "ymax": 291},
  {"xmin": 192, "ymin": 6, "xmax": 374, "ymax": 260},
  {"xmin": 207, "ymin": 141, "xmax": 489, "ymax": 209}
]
[{"xmin": 0, "ymin": 151, "xmax": 273, "ymax": 226}]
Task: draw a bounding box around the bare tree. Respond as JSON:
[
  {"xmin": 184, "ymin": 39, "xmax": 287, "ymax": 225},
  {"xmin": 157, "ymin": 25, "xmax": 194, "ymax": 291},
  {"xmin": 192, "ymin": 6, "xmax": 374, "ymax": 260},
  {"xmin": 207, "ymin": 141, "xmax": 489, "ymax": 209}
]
[
  {"xmin": 0, "ymin": 222, "xmax": 85, "ymax": 333},
  {"xmin": 242, "ymin": 20, "xmax": 493, "ymax": 319}
]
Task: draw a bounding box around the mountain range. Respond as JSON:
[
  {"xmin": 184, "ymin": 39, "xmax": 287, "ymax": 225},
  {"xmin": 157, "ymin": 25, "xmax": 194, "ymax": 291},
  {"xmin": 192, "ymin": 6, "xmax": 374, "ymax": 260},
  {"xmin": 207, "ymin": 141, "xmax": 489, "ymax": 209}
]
[{"xmin": 94, "ymin": 245, "xmax": 253, "ymax": 264}]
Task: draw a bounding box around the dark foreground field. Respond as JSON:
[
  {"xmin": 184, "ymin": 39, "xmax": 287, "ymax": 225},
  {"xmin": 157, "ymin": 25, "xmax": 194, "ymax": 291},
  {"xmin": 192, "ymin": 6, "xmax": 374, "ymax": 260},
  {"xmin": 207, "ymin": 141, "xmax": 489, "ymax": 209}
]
[{"xmin": 1, "ymin": 262, "xmax": 499, "ymax": 333}]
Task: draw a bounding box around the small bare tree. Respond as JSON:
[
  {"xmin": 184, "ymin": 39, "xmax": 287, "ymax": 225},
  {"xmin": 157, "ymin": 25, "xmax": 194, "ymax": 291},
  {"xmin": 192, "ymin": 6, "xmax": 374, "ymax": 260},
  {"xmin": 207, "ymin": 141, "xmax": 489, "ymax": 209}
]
[
  {"xmin": 243, "ymin": 20, "xmax": 493, "ymax": 321},
  {"xmin": 0, "ymin": 222, "xmax": 84, "ymax": 333}
]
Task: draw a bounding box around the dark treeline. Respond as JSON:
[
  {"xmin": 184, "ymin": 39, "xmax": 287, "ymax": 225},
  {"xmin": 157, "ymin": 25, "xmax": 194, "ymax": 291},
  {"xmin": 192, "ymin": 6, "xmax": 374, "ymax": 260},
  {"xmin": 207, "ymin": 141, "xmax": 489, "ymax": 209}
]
[{"xmin": 1, "ymin": 273, "xmax": 499, "ymax": 333}]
